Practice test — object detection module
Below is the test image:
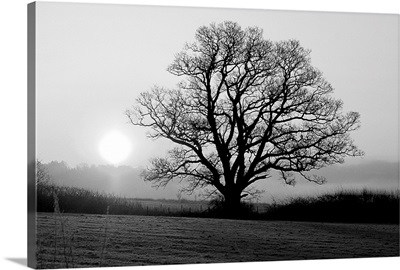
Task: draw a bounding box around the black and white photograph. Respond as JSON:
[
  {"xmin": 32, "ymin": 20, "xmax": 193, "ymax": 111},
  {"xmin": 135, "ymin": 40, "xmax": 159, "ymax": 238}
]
[{"xmin": 2, "ymin": 1, "xmax": 400, "ymax": 270}]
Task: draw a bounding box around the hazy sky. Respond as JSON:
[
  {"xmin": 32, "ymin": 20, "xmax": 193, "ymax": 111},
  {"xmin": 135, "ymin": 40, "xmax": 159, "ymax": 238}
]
[{"xmin": 35, "ymin": 2, "xmax": 399, "ymax": 198}]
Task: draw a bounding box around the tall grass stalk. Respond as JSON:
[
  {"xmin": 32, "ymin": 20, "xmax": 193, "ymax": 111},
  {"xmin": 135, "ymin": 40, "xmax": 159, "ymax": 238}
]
[
  {"xmin": 67, "ymin": 232, "xmax": 75, "ymax": 268},
  {"xmin": 60, "ymin": 218, "xmax": 69, "ymax": 268},
  {"xmin": 51, "ymin": 188, "xmax": 75, "ymax": 268},
  {"xmin": 99, "ymin": 206, "xmax": 110, "ymax": 267},
  {"xmin": 52, "ymin": 189, "xmax": 59, "ymax": 267},
  {"xmin": 36, "ymin": 238, "xmax": 43, "ymax": 269}
]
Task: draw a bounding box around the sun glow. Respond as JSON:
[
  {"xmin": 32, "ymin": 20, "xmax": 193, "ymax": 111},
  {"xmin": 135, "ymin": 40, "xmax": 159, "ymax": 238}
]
[{"xmin": 99, "ymin": 130, "xmax": 132, "ymax": 165}]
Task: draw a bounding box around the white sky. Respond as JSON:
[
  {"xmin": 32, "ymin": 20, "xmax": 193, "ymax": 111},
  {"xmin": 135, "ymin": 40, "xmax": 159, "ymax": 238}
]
[{"xmin": 36, "ymin": 2, "xmax": 398, "ymax": 171}]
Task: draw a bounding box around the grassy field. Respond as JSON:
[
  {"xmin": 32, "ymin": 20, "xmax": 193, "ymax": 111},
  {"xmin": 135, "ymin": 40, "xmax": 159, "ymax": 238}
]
[
  {"xmin": 36, "ymin": 212, "xmax": 399, "ymax": 269},
  {"xmin": 128, "ymin": 198, "xmax": 210, "ymax": 214},
  {"xmin": 35, "ymin": 186, "xmax": 400, "ymax": 268}
]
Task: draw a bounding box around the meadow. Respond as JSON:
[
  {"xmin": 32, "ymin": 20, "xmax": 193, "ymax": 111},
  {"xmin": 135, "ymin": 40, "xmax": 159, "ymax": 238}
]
[
  {"xmin": 35, "ymin": 184, "xmax": 399, "ymax": 268},
  {"xmin": 36, "ymin": 212, "xmax": 399, "ymax": 268}
]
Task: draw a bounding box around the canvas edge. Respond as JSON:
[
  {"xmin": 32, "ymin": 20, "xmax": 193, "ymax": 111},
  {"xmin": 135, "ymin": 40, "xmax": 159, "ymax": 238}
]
[
  {"xmin": 23, "ymin": 2, "xmax": 400, "ymax": 268},
  {"xmin": 395, "ymin": 12, "xmax": 399, "ymax": 245},
  {"xmin": 27, "ymin": 2, "xmax": 37, "ymax": 269}
]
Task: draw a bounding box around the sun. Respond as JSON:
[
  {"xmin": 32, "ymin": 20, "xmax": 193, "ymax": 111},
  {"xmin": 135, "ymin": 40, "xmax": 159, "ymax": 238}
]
[{"xmin": 99, "ymin": 130, "xmax": 132, "ymax": 165}]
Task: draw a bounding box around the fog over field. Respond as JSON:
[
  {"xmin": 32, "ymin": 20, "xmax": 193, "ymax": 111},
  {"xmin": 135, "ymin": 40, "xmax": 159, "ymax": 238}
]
[{"xmin": 44, "ymin": 160, "xmax": 398, "ymax": 203}]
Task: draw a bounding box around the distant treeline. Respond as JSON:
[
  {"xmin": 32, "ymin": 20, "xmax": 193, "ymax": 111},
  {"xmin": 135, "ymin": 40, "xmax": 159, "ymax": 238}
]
[{"xmin": 37, "ymin": 182, "xmax": 399, "ymax": 224}]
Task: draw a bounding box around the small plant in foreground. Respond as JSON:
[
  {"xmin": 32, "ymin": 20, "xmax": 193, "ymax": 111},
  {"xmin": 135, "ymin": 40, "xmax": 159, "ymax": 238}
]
[
  {"xmin": 48, "ymin": 189, "xmax": 75, "ymax": 268},
  {"xmin": 99, "ymin": 206, "xmax": 110, "ymax": 267}
]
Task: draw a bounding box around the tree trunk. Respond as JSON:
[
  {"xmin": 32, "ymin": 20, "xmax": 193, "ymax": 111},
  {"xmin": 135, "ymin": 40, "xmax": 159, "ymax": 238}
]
[{"xmin": 223, "ymin": 189, "xmax": 242, "ymax": 218}]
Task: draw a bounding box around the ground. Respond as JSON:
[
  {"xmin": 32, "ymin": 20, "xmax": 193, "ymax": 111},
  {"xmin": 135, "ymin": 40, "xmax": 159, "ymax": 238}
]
[{"xmin": 36, "ymin": 213, "xmax": 399, "ymax": 268}]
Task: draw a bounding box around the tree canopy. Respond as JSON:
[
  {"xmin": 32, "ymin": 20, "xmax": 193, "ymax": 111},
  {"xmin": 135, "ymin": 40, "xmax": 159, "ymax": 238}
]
[{"xmin": 126, "ymin": 21, "xmax": 363, "ymax": 213}]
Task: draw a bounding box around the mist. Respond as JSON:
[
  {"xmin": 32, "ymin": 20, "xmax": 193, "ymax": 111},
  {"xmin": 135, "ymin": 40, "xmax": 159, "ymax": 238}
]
[{"xmin": 44, "ymin": 159, "xmax": 398, "ymax": 203}]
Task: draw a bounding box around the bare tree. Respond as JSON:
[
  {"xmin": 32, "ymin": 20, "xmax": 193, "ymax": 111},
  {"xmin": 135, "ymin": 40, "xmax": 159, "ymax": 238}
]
[
  {"xmin": 36, "ymin": 159, "xmax": 51, "ymax": 188},
  {"xmin": 126, "ymin": 21, "xmax": 363, "ymax": 215},
  {"xmin": 176, "ymin": 191, "xmax": 182, "ymax": 203}
]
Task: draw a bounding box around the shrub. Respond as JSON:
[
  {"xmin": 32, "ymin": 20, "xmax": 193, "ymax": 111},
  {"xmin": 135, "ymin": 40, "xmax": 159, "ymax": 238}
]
[
  {"xmin": 37, "ymin": 184, "xmax": 146, "ymax": 215},
  {"xmin": 264, "ymin": 189, "xmax": 399, "ymax": 224}
]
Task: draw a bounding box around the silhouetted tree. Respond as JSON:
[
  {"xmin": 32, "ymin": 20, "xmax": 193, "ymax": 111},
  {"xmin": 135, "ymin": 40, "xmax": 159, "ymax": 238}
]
[
  {"xmin": 126, "ymin": 21, "xmax": 363, "ymax": 216},
  {"xmin": 36, "ymin": 160, "xmax": 54, "ymax": 212},
  {"xmin": 36, "ymin": 159, "xmax": 51, "ymax": 188}
]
